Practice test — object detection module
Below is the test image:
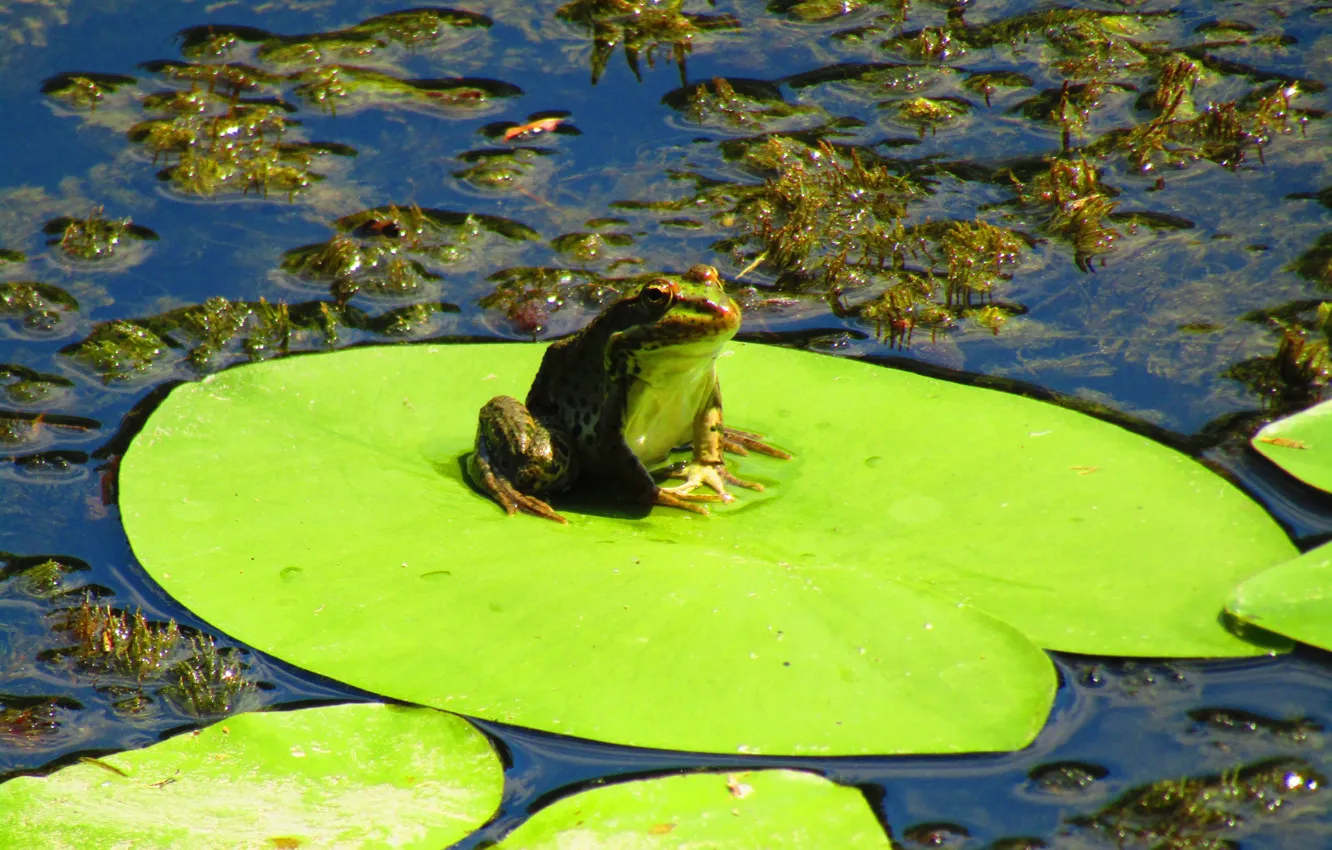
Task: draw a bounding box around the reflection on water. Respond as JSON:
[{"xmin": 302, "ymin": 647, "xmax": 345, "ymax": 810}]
[{"xmin": 1, "ymin": 0, "xmax": 1331, "ymax": 845}]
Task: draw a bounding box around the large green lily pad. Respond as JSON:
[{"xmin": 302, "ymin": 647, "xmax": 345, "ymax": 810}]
[
  {"xmin": 1251, "ymin": 398, "xmax": 1332, "ymax": 492},
  {"xmin": 0, "ymin": 703, "xmax": 502, "ymax": 849},
  {"xmin": 1229, "ymin": 539, "xmax": 1332, "ymax": 653},
  {"xmin": 493, "ymin": 769, "xmax": 891, "ymax": 848},
  {"xmin": 121, "ymin": 343, "xmax": 1289, "ymax": 754}
]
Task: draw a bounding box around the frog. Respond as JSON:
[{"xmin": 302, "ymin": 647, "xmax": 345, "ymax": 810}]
[{"xmin": 468, "ymin": 264, "xmax": 790, "ymax": 523}]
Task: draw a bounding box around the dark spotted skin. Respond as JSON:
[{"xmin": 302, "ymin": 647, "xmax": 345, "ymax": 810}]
[{"xmin": 467, "ymin": 265, "xmax": 745, "ymax": 522}]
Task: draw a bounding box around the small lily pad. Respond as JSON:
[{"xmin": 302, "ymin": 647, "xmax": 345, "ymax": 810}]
[
  {"xmin": 1229, "ymin": 540, "xmax": 1332, "ymax": 653},
  {"xmin": 493, "ymin": 769, "xmax": 891, "ymax": 848},
  {"xmin": 1232, "ymin": 400, "xmax": 1332, "ymax": 651},
  {"xmin": 0, "ymin": 703, "xmax": 503, "ymax": 849},
  {"xmin": 1252, "ymin": 399, "xmax": 1332, "ymax": 492}
]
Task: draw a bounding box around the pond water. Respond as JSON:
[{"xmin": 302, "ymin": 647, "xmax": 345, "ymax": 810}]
[{"xmin": 1, "ymin": 0, "xmax": 1331, "ymax": 846}]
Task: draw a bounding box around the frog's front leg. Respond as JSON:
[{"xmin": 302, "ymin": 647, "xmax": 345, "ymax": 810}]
[
  {"xmin": 468, "ymin": 395, "xmax": 573, "ymax": 524},
  {"xmin": 658, "ymin": 383, "xmax": 765, "ymax": 503}
]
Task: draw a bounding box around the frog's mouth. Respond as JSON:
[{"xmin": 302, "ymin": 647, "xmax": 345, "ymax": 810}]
[
  {"xmin": 632, "ymin": 332, "xmax": 733, "ymax": 363},
  {"xmin": 632, "ymin": 324, "xmax": 738, "ymax": 356},
  {"xmin": 648, "ymin": 301, "xmax": 741, "ymax": 343},
  {"xmin": 690, "ymin": 297, "xmax": 738, "ymax": 319}
]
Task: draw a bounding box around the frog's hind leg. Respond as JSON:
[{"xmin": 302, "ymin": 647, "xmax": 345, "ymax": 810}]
[{"xmin": 468, "ymin": 396, "xmax": 573, "ymax": 524}]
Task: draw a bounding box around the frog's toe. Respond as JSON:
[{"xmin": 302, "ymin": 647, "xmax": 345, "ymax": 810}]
[
  {"xmin": 718, "ymin": 466, "xmax": 764, "ymax": 492},
  {"xmin": 510, "ymin": 490, "xmax": 569, "ymax": 524},
  {"xmin": 660, "ymin": 486, "xmax": 729, "ymax": 503},
  {"xmin": 653, "ymin": 488, "xmax": 714, "ymax": 515},
  {"xmin": 722, "ymin": 426, "xmax": 792, "ymax": 460}
]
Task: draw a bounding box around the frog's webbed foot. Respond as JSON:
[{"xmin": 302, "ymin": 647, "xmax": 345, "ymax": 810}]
[
  {"xmin": 469, "ymin": 444, "xmax": 568, "ymax": 524},
  {"xmin": 657, "ymin": 458, "xmax": 763, "ymax": 503},
  {"xmin": 651, "ymin": 429, "xmax": 787, "ymax": 516},
  {"xmin": 721, "ymin": 426, "xmax": 792, "ymax": 460}
]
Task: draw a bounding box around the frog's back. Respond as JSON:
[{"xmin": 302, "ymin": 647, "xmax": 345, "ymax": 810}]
[{"xmin": 526, "ymin": 333, "xmax": 610, "ymax": 458}]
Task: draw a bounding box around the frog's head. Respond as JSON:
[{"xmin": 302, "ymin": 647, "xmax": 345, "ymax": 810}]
[{"xmin": 607, "ymin": 264, "xmax": 741, "ymax": 357}]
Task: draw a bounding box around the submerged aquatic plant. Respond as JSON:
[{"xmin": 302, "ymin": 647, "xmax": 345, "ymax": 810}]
[
  {"xmin": 1, "ymin": 558, "xmax": 83, "ymax": 598},
  {"xmin": 285, "ymin": 203, "xmax": 535, "ymax": 306},
  {"xmin": 1011, "ymin": 156, "xmax": 1119, "ymax": 272},
  {"xmin": 676, "ymin": 77, "xmax": 822, "ymax": 131},
  {"xmin": 1107, "ymin": 81, "xmax": 1309, "ymax": 174},
  {"xmin": 283, "ymin": 204, "xmax": 534, "ymax": 302},
  {"xmin": 40, "ymin": 72, "xmax": 137, "ymax": 111},
  {"xmin": 0, "ymin": 365, "xmax": 72, "ymax": 406},
  {"xmin": 35, "ymin": 591, "xmax": 260, "ymax": 719},
  {"xmin": 290, "ymin": 65, "xmax": 520, "ymax": 116},
  {"xmin": 881, "ymin": 7, "xmax": 1151, "ymax": 67},
  {"xmin": 0, "ymin": 282, "xmax": 78, "ymax": 335},
  {"xmin": 64, "ymin": 321, "xmax": 168, "ymax": 382},
  {"xmin": 1072, "ymin": 757, "xmax": 1326, "ymax": 848},
  {"xmin": 724, "ymin": 138, "xmax": 1027, "ymax": 343},
  {"xmin": 550, "ymin": 230, "xmax": 635, "ymax": 263},
  {"xmin": 157, "ymin": 296, "xmax": 296, "ymax": 367},
  {"xmin": 739, "ymin": 138, "xmax": 926, "ymax": 278},
  {"xmin": 43, "ymin": 209, "xmax": 157, "ymax": 262},
  {"xmin": 556, "ymin": 0, "xmax": 739, "ymax": 85},
  {"xmin": 178, "ymin": 10, "xmax": 492, "ymax": 66},
  {"xmin": 938, "ymin": 220, "xmax": 1024, "ymax": 307},
  {"xmin": 452, "ymin": 146, "xmax": 556, "ymax": 193},
  {"xmin": 0, "ymin": 697, "xmax": 79, "ymax": 744},
  {"xmin": 162, "ymin": 635, "xmax": 257, "ymax": 717},
  {"xmin": 127, "ymin": 95, "xmax": 348, "ymax": 199},
  {"xmin": 850, "ymin": 269, "xmax": 953, "ymax": 346},
  {"xmin": 1189, "ymin": 707, "xmax": 1323, "ymax": 745},
  {"xmin": 98, "ymin": 684, "xmax": 154, "ymax": 717},
  {"xmin": 479, "ymin": 266, "xmax": 625, "ymax": 337},
  {"xmin": 1227, "ymin": 302, "xmax": 1332, "ymax": 419},
  {"xmin": 607, "ymin": 130, "xmax": 1032, "ymax": 345},
  {"xmin": 0, "ymin": 414, "xmax": 45, "ymax": 447},
  {"xmin": 54, "ymin": 596, "xmax": 182, "ymax": 681},
  {"xmin": 962, "ymin": 71, "xmax": 1034, "ymax": 107},
  {"xmin": 773, "ymin": 0, "xmax": 905, "ymax": 24},
  {"xmin": 889, "ymin": 96, "xmax": 971, "ymax": 137},
  {"xmin": 58, "ymin": 288, "xmax": 469, "ymax": 380},
  {"xmin": 43, "ymin": 10, "xmax": 520, "ymax": 202}
]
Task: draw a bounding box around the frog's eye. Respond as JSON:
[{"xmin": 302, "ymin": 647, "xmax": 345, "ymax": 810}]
[{"xmin": 640, "ymin": 283, "xmax": 673, "ymax": 309}]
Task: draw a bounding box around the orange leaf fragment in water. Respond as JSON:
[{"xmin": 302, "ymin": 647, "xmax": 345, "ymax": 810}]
[{"xmin": 504, "ymin": 117, "xmax": 565, "ymax": 141}]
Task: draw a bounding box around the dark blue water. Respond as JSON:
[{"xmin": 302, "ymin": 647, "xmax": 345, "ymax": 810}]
[{"xmin": 3, "ymin": 0, "xmax": 1332, "ymax": 846}]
